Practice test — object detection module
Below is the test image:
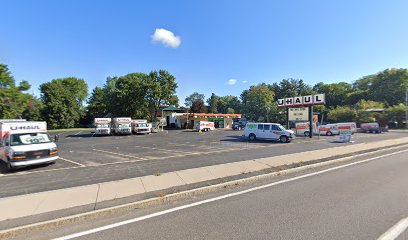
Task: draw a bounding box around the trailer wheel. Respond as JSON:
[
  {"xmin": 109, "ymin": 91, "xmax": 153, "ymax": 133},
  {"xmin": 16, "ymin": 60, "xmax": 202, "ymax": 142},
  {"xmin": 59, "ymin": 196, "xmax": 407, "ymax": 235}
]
[
  {"xmin": 304, "ymin": 131, "xmax": 310, "ymax": 137},
  {"xmin": 249, "ymin": 134, "xmax": 256, "ymax": 141},
  {"xmin": 327, "ymin": 131, "xmax": 333, "ymax": 136}
]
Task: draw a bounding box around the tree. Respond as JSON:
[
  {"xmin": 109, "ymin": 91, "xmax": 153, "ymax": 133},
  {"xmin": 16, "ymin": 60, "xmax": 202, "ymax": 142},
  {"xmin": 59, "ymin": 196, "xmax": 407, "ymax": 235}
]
[
  {"xmin": 185, "ymin": 92, "xmax": 205, "ymax": 107},
  {"xmin": 313, "ymin": 82, "xmax": 353, "ymax": 107},
  {"xmin": 217, "ymin": 95, "xmax": 241, "ymax": 114},
  {"xmin": 386, "ymin": 104, "xmax": 407, "ymax": 128},
  {"xmin": 0, "ymin": 64, "xmax": 39, "ymax": 119},
  {"xmin": 146, "ymin": 70, "xmax": 178, "ymax": 121},
  {"xmin": 87, "ymin": 87, "xmax": 107, "ymax": 118},
  {"xmin": 190, "ymin": 99, "xmax": 207, "ymax": 113},
  {"xmin": 106, "ymin": 73, "xmax": 148, "ymax": 118},
  {"xmin": 207, "ymin": 93, "xmax": 219, "ymax": 113},
  {"xmin": 40, "ymin": 77, "xmax": 88, "ymax": 129},
  {"xmin": 272, "ymin": 78, "xmax": 315, "ymax": 99},
  {"xmin": 327, "ymin": 107, "xmax": 357, "ymax": 123},
  {"xmin": 241, "ymin": 84, "xmax": 275, "ymax": 121}
]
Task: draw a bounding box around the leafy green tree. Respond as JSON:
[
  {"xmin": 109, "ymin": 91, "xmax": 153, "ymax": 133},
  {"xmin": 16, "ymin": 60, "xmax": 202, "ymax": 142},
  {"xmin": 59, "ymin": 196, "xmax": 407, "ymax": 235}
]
[
  {"xmin": 87, "ymin": 87, "xmax": 107, "ymax": 118},
  {"xmin": 241, "ymin": 84, "xmax": 275, "ymax": 121},
  {"xmin": 0, "ymin": 64, "xmax": 39, "ymax": 119},
  {"xmin": 185, "ymin": 92, "xmax": 205, "ymax": 107},
  {"xmin": 272, "ymin": 78, "xmax": 315, "ymax": 99},
  {"xmin": 40, "ymin": 77, "xmax": 88, "ymax": 129},
  {"xmin": 313, "ymin": 82, "xmax": 353, "ymax": 107},
  {"xmin": 327, "ymin": 107, "xmax": 357, "ymax": 123},
  {"xmin": 22, "ymin": 97, "xmax": 43, "ymax": 120},
  {"xmin": 146, "ymin": 70, "xmax": 178, "ymax": 121},
  {"xmin": 207, "ymin": 93, "xmax": 219, "ymax": 113},
  {"xmin": 345, "ymin": 90, "xmax": 368, "ymax": 105},
  {"xmin": 190, "ymin": 99, "xmax": 207, "ymax": 113},
  {"xmin": 106, "ymin": 73, "xmax": 148, "ymax": 118},
  {"xmin": 386, "ymin": 104, "xmax": 407, "ymax": 128},
  {"xmin": 217, "ymin": 95, "xmax": 241, "ymax": 114}
]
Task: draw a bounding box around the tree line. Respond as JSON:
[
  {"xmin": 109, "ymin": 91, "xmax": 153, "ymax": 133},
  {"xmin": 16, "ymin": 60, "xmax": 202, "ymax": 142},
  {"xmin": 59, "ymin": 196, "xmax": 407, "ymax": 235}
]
[
  {"xmin": 185, "ymin": 69, "xmax": 408, "ymax": 128},
  {"xmin": 1, "ymin": 62, "xmax": 407, "ymax": 129}
]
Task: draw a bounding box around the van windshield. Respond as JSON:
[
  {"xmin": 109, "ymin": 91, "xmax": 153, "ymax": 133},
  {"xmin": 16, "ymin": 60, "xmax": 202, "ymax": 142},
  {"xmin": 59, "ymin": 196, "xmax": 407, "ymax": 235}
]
[
  {"xmin": 96, "ymin": 124, "xmax": 109, "ymax": 128},
  {"xmin": 137, "ymin": 123, "xmax": 148, "ymax": 127},
  {"xmin": 277, "ymin": 125, "xmax": 287, "ymax": 131},
  {"xmin": 118, "ymin": 124, "xmax": 130, "ymax": 129},
  {"xmin": 10, "ymin": 133, "xmax": 52, "ymax": 146}
]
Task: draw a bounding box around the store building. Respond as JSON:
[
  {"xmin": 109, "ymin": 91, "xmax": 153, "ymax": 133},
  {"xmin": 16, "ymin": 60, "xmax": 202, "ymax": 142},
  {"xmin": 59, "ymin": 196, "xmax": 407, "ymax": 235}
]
[{"xmin": 184, "ymin": 113, "xmax": 242, "ymax": 129}]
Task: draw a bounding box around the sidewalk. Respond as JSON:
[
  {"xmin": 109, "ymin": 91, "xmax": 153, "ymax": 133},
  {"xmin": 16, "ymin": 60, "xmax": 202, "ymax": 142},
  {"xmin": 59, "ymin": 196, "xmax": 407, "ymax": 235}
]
[{"xmin": 1, "ymin": 137, "xmax": 408, "ymax": 222}]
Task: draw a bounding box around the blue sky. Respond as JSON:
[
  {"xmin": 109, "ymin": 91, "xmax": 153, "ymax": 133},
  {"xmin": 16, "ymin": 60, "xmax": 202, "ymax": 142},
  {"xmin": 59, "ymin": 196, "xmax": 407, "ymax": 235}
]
[{"xmin": 1, "ymin": 0, "xmax": 408, "ymax": 105}]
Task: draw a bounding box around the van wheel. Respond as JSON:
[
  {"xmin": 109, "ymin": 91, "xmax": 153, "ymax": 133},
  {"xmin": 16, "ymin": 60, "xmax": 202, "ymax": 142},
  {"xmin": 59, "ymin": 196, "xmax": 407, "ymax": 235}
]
[
  {"xmin": 6, "ymin": 161, "xmax": 15, "ymax": 173},
  {"xmin": 327, "ymin": 131, "xmax": 333, "ymax": 136},
  {"xmin": 280, "ymin": 135, "xmax": 289, "ymax": 143},
  {"xmin": 304, "ymin": 131, "xmax": 310, "ymax": 137},
  {"xmin": 249, "ymin": 134, "xmax": 256, "ymax": 141}
]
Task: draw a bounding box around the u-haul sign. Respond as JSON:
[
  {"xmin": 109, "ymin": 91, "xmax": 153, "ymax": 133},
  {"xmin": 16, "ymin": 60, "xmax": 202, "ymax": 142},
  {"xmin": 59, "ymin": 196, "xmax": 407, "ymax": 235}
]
[{"xmin": 277, "ymin": 94, "xmax": 325, "ymax": 107}]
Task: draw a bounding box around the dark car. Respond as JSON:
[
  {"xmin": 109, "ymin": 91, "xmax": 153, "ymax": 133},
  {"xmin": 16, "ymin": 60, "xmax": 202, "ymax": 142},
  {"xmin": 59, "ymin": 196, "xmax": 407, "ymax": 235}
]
[{"xmin": 232, "ymin": 121, "xmax": 247, "ymax": 130}]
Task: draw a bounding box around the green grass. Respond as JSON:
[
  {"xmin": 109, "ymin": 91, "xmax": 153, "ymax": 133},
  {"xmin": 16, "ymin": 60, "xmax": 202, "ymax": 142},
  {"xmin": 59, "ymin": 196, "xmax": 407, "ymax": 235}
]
[{"xmin": 48, "ymin": 128, "xmax": 91, "ymax": 133}]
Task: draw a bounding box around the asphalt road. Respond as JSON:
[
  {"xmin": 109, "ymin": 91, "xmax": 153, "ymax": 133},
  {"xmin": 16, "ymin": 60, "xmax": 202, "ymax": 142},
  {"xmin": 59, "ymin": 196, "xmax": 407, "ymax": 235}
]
[
  {"xmin": 17, "ymin": 146, "xmax": 408, "ymax": 240},
  {"xmin": 0, "ymin": 129, "xmax": 406, "ymax": 198}
]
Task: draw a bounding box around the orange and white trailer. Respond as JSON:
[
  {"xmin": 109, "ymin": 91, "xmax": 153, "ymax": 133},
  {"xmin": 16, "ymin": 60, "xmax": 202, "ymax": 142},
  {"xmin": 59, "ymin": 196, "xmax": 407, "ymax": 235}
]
[{"xmin": 196, "ymin": 121, "xmax": 215, "ymax": 132}]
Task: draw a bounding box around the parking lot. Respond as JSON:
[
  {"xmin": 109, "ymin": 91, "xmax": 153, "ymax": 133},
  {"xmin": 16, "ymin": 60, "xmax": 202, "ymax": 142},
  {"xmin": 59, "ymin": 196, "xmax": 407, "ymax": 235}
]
[{"xmin": 0, "ymin": 129, "xmax": 406, "ymax": 198}]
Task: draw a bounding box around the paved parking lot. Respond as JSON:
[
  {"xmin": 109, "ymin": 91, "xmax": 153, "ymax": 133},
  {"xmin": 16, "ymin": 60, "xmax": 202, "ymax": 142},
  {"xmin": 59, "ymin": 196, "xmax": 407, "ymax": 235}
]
[{"xmin": 0, "ymin": 129, "xmax": 406, "ymax": 198}]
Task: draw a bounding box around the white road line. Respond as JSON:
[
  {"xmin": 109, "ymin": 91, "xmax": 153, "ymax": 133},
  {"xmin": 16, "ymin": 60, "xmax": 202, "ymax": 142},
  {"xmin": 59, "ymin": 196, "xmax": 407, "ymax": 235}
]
[
  {"xmin": 2, "ymin": 166, "xmax": 82, "ymax": 177},
  {"xmin": 65, "ymin": 131, "xmax": 83, "ymax": 139},
  {"xmin": 52, "ymin": 148, "xmax": 408, "ymax": 240},
  {"xmin": 93, "ymin": 149, "xmax": 147, "ymax": 160},
  {"xmin": 59, "ymin": 157, "xmax": 86, "ymax": 167},
  {"xmin": 377, "ymin": 217, "xmax": 408, "ymax": 240}
]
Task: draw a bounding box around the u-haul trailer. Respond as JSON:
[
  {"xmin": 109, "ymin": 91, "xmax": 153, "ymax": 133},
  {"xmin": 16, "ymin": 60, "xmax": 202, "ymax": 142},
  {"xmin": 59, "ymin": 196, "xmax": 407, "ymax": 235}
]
[
  {"xmin": 196, "ymin": 121, "xmax": 215, "ymax": 132},
  {"xmin": 112, "ymin": 117, "xmax": 132, "ymax": 135},
  {"xmin": 0, "ymin": 120, "xmax": 58, "ymax": 171},
  {"xmin": 94, "ymin": 118, "xmax": 111, "ymax": 136}
]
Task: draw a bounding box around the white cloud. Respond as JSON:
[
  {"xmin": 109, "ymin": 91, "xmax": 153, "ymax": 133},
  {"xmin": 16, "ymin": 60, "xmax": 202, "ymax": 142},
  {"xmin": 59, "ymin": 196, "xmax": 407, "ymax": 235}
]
[
  {"xmin": 151, "ymin": 28, "xmax": 181, "ymax": 48},
  {"xmin": 242, "ymin": 80, "xmax": 247, "ymax": 84},
  {"xmin": 227, "ymin": 79, "xmax": 237, "ymax": 85}
]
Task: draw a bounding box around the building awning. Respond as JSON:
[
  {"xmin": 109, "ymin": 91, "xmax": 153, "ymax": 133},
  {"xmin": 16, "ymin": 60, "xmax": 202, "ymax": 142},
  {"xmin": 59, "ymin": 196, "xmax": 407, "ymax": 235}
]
[
  {"xmin": 187, "ymin": 113, "xmax": 242, "ymax": 118},
  {"xmin": 162, "ymin": 106, "xmax": 185, "ymax": 112}
]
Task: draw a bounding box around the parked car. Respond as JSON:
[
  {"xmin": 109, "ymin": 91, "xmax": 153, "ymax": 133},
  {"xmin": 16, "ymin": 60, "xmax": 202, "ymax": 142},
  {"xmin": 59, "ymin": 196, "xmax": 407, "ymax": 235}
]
[
  {"xmin": 232, "ymin": 120, "xmax": 247, "ymax": 130},
  {"xmin": 243, "ymin": 123, "xmax": 294, "ymax": 143}
]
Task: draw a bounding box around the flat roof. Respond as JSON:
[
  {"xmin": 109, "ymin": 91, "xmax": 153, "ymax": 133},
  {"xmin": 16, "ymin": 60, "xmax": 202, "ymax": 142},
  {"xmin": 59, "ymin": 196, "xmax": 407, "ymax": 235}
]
[{"xmin": 188, "ymin": 113, "xmax": 242, "ymax": 118}]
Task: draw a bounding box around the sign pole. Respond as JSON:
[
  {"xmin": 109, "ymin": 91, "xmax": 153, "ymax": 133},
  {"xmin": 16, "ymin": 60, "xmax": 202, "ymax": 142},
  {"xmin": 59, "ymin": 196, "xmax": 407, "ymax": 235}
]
[
  {"xmin": 286, "ymin": 108, "xmax": 289, "ymax": 129},
  {"xmin": 309, "ymin": 106, "xmax": 313, "ymax": 138}
]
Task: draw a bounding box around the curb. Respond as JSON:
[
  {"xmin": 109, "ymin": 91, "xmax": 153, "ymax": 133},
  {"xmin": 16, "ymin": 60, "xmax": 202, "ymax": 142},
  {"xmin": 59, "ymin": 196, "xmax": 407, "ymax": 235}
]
[{"xmin": 1, "ymin": 144, "xmax": 407, "ymax": 240}]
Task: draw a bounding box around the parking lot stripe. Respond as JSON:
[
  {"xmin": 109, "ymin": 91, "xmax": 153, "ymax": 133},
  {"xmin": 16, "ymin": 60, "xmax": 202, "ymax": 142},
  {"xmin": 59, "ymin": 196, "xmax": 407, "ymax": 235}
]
[
  {"xmin": 135, "ymin": 145, "xmax": 199, "ymax": 154},
  {"xmin": 1, "ymin": 166, "xmax": 82, "ymax": 177},
  {"xmin": 59, "ymin": 157, "xmax": 86, "ymax": 167},
  {"xmin": 93, "ymin": 149, "xmax": 147, "ymax": 160}
]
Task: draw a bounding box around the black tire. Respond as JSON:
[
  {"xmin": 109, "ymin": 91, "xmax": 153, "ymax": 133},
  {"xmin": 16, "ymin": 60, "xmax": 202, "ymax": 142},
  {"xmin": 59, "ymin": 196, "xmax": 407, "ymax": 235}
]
[
  {"xmin": 327, "ymin": 131, "xmax": 333, "ymax": 136},
  {"xmin": 6, "ymin": 161, "xmax": 15, "ymax": 173},
  {"xmin": 280, "ymin": 135, "xmax": 289, "ymax": 143},
  {"xmin": 249, "ymin": 134, "xmax": 256, "ymax": 141},
  {"xmin": 304, "ymin": 131, "xmax": 310, "ymax": 137}
]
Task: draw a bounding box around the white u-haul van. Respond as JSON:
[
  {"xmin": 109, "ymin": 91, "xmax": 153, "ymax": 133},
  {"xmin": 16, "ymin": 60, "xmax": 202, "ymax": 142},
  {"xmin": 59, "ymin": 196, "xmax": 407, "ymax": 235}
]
[
  {"xmin": 131, "ymin": 119, "xmax": 151, "ymax": 134},
  {"xmin": 112, "ymin": 117, "xmax": 132, "ymax": 135},
  {"xmin": 0, "ymin": 120, "xmax": 58, "ymax": 171},
  {"xmin": 243, "ymin": 123, "xmax": 294, "ymax": 143},
  {"xmin": 94, "ymin": 118, "xmax": 111, "ymax": 135}
]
